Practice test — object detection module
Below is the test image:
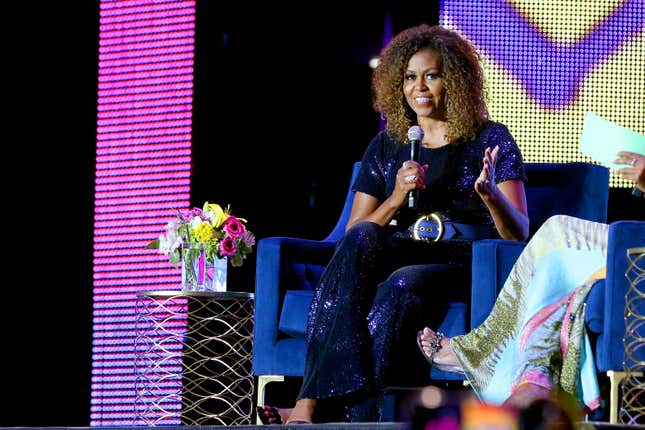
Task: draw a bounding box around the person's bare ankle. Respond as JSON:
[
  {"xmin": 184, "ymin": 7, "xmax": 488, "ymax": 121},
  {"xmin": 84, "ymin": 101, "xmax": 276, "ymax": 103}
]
[
  {"xmin": 286, "ymin": 398, "xmax": 316, "ymax": 424},
  {"xmin": 433, "ymin": 337, "xmax": 458, "ymax": 366}
]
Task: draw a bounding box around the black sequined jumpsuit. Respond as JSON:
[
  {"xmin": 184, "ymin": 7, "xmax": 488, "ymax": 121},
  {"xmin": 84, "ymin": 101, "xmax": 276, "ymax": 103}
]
[{"xmin": 298, "ymin": 122, "xmax": 526, "ymax": 421}]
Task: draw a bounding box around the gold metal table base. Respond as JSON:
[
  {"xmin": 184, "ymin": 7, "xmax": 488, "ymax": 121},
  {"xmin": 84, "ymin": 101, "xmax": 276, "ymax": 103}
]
[{"xmin": 134, "ymin": 291, "xmax": 254, "ymax": 426}]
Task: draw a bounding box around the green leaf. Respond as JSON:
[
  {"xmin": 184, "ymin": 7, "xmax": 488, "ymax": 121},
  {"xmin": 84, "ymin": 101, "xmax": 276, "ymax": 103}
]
[
  {"xmin": 146, "ymin": 239, "xmax": 160, "ymax": 249},
  {"xmin": 170, "ymin": 249, "xmax": 180, "ymax": 267},
  {"xmin": 230, "ymin": 254, "xmax": 243, "ymax": 267}
]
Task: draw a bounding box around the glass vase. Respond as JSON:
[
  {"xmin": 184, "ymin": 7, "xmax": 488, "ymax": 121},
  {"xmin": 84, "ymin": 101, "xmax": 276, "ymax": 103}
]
[{"xmin": 181, "ymin": 242, "xmax": 227, "ymax": 292}]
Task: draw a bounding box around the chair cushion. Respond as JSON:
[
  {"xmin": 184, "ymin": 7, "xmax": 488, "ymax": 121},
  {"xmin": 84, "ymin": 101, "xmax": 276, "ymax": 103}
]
[
  {"xmin": 279, "ymin": 290, "xmax": 314, "ymax": 338},
  {"xmin": 289, "ymin": 263, "xmax": 326, "ymax": 291}
]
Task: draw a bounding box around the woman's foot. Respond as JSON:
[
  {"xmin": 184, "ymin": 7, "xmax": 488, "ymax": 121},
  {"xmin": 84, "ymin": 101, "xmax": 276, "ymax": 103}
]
[
  {"xmin": 256, "ymin": 398, "xmax": 317, "ymax": 425},
  {"xmin": 416, "ymin": 327, "xmax": 463, "ymax": 373},
  {"xmin": 256, "ymin": 405, "xmax": 290, "ymax": 425},
  {"xmin": 285, "ymin": 398, "xmax": 316, "ymax": 424}
]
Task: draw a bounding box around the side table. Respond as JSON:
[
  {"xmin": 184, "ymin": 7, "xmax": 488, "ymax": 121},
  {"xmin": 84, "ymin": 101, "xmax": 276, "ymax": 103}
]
[{"xmin": 134, "ymin": 290, "xmax": 255, "ymax": 426}]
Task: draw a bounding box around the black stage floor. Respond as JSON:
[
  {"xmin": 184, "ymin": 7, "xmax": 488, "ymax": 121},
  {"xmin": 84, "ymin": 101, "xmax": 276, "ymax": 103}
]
[{"xmin": 2, "ymin": 422, "xmax": 638, "ymax": 430}]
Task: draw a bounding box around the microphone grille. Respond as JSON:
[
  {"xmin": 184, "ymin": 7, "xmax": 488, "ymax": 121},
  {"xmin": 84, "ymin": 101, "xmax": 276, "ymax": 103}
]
[{"xmin": 407, "ymin": 125, "xmax": 424, "ymax": 142}]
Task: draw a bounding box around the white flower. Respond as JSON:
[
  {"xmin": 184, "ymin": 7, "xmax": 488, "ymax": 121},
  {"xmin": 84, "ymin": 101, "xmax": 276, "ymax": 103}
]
[
  {"xmin": 189, "ymin": 216, "xmax": 202, "ymax": 232},
  {"xmin": 158, "ymin": 229, "xmax": 182, "ymax": 254}
]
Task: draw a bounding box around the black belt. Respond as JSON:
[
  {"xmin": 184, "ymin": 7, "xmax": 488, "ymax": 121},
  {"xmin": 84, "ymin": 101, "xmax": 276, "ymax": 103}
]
[{"xmin": 394, "ymin": 212, "xmax": 495, "ymax": 242}]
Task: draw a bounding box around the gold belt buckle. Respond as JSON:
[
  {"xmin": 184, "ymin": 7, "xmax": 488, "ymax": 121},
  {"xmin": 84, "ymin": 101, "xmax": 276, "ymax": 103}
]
[{"xmin": 412, "ymin": 212, "xmax": 444, "ymax": 242}]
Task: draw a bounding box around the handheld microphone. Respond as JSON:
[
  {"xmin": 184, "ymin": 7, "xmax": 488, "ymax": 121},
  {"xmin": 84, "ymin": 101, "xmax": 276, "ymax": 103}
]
[{"xmin": 407, "ymin": 125, "xmax": 424, "ymax": 209}]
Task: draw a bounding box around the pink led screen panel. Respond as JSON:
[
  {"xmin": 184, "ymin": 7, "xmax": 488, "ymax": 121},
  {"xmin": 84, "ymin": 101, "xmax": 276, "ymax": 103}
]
[{"xmin": 91, "ymin": 0, "xmax": 195, "ymax": 425}]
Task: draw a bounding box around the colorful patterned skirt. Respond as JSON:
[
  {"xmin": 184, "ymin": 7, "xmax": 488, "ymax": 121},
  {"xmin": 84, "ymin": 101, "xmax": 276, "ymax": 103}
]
[{"xmin": 451, "ymin": 214, "xmax": 608, "ymax": 411}]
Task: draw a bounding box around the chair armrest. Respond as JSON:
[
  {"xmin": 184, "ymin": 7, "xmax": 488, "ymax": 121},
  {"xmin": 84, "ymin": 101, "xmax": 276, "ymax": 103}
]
[
  {"xmin": 470, "ymin": 239, "xmax": 527, "ymax": 329},
  {"xmin": 595, "ymin": 220, "xmax": 645, "ymax": 371},
  {"xmin": 253, "ymin": 236, "xmax": 337, "ymax": 351}
]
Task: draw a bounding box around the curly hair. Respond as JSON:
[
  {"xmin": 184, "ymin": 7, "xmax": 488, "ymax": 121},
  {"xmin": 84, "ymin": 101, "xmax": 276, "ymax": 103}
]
[{"xmin": 372, "ymin": 24, "xmax": 488, "ymax": 144}]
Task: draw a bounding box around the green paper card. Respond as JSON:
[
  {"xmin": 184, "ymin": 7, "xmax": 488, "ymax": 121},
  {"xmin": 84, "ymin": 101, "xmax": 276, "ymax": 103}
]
[{"xmin": 579, "ymin": 112, "xmax": 645, "ymax": 171}]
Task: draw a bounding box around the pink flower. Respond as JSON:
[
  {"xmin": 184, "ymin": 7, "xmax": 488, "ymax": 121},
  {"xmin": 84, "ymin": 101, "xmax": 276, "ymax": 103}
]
[
  {"xmin": 223, "ymin": 216, "xmax": 245, "ymax": 238},
  {"xmin": 184, "ymin": 207, "xmax": 209, "ymax": 221},
  {"xmin": 219, "ymin": 236, "xmax": 238, "ymax": 256}
]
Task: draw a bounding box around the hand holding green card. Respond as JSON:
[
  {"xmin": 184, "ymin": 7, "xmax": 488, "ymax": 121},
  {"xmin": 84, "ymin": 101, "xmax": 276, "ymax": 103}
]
[{"xmin": 579, "ymin": 112, "xmax": 645, "ymax": 171}]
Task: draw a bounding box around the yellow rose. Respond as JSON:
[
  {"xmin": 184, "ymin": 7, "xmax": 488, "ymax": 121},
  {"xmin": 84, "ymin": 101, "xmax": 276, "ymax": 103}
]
[
  {"xmin": 207, "ymin": 203, "xmax": 228, "ymax": 228},
  {"xmin": 194, "ymin": 222, "xmax": 214, "ymax": 242}
]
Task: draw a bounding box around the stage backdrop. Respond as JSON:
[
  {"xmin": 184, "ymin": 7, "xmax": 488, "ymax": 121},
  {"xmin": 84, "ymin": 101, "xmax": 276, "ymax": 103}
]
[
  {"xmin": 440, "ymin": 0, "xmax": 644, "ymax": 188},
  {"xmin": 89, "ymin": 0, "xmax": 643, "ymax": 425}
]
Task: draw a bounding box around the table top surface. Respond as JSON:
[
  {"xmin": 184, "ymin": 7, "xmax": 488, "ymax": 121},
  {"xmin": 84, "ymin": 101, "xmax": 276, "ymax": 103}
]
[{"xmin": 138, "ymin": 290, "xmax": 254, "ymax": 299}]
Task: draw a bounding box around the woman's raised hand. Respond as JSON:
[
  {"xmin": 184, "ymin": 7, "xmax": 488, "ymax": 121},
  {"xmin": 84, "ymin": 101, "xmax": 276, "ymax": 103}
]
[{"xmin": 475, "ymin": 145, "xmax": 499, "ymax": 197}]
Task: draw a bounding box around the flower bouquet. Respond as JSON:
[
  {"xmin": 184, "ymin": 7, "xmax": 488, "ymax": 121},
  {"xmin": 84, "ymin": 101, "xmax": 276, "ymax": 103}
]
[{"xmin": 148, "ymin": 202, "xmax": 255, "ymax": 291}]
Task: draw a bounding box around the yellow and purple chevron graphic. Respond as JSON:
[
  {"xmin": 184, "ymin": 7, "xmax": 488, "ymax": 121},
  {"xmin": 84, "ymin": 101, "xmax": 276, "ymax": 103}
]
[{"xmin": 441, "ymin": 0, "xmax": 644, "ymax": 187}]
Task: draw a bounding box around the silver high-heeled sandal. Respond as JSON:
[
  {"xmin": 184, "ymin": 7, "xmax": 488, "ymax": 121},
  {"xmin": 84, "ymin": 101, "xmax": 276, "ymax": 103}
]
[{"xmin": 416, "ymin": 329, "xmax": 464, "ymax": 374}]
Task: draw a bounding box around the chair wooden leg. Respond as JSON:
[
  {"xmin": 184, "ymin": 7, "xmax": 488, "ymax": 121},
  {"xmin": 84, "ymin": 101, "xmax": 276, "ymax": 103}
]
[
  {"xmin": 607, "ymin": 370, "xmax": 626, "ymax": 424},
  {"xmin": 256, "ymin": 375, "xmax": 285, "ymax": 424}
]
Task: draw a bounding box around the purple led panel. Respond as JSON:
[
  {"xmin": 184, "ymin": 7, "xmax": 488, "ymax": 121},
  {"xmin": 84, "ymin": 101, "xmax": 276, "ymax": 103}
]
[
  {"xmin": 91, "ymin": 0, "xmax": 195, "ymax": 425},
  {"xmin": 440, "ymin": 0, "xmax": 644, "ymax": 187}
]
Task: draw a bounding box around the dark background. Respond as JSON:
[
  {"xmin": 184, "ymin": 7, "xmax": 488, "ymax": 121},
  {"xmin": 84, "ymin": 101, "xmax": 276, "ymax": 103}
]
[
  {"xmin": 3, "ymin": 1, "xmax": 641, "ymax": 426},
  {"xmin": 190, "ymin": 2, "xmax": 442, "ymax": 294}
]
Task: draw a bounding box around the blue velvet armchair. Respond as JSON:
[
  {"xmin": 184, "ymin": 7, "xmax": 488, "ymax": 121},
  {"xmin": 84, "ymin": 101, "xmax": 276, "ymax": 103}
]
[
  {"xmin": 433, "ymin": 162, "xmax": 612, "ymax": 381},
  {"xmin": 253, "ymin": 161, "xmax": 612, "ymax": 415},
  {"xmin": 470, "ymin": 162, "xmax": 610, "ymax": 331}
]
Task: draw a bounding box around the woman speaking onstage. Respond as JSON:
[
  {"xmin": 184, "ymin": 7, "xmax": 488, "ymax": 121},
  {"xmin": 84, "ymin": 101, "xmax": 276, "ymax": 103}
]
[{"xmin": 258, "ymin": 24, "xmax": 529, "ymax": 424}]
